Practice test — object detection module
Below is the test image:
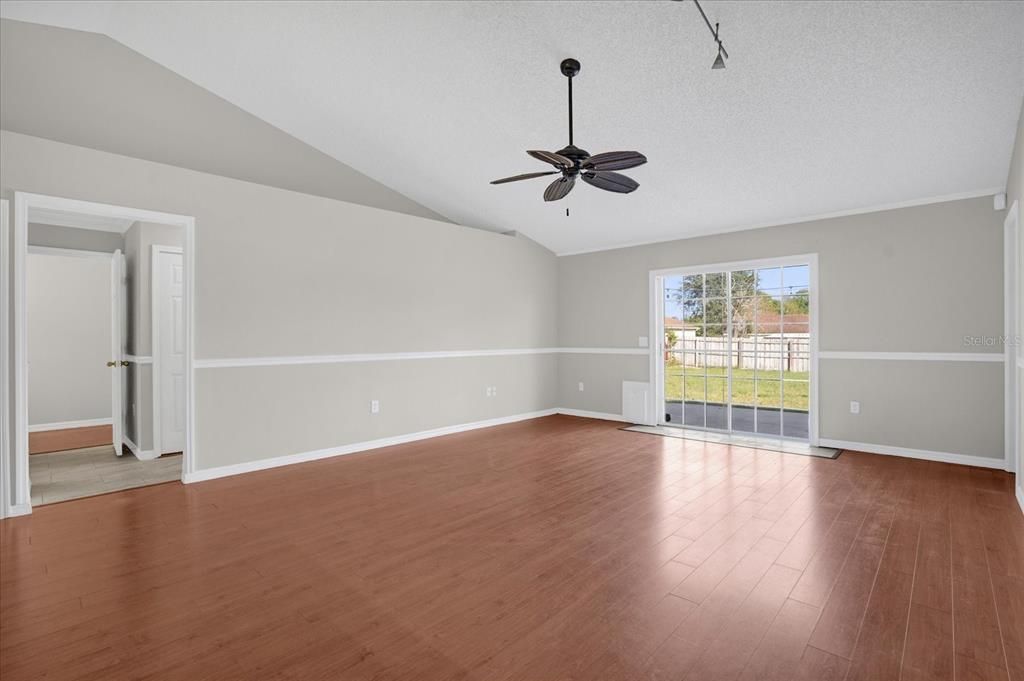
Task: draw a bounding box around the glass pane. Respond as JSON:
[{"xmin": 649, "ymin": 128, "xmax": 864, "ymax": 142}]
[
  {"xmin": 756, "ymin": 379, "xmax": 783, "ymax": 408},
  {"xmin": 783, "ymin": 407, "xmax": 810, "ymax": 439},
  {"xmin": 782, "ymin": 354, "xmax": 810, "ymax": 379},
  {"xmin": 732, "ymin": 401, "xmax": 756, "ymax": 434},
  {"xmin": 664, "ymin": 355, "xmax": 683, "ymax": 425},
  {"xmin": 705, "ymin": 272, "xmax": 727, "ymax": 298},
  {"xmin": 706, "ymin": 375, "xmax": 728, "ymax": 407},
  {"xmin": 732, "ymin": 336, "xmax": 756, "ymax": 372},
  {"xmin": 757, "ymin": 267, "xmax": 782, "ymax": 294},
  {"xmin": 761, "ymin": 307, "xmax": 782, "ymax": 333},
  {"xmin": 783, "ymin": 321, "xmax": 810, "ymax": 337},
  {"xmin": 783, "ymin": 381, "xmax": 810, "ymax": 411},
  {"xmin": 756, "ymin": 407, "xmax": 782, "ymax": 435},
  {"xmin": 706, "ymin": 400, "xmax": 728, "ymax": 430},
  {"xmin": 683, "ymin": 352, "xmax": 707, "ymax": 373},
  {"xmin": 680, "ymin": 299, "xmax": 703, "ymax": 324},
  {"xmin": 681, "ymin": 273, "xmax": 703, "ymax": 297},
  {"xmin": 731, "ymin": 378, "xmax": 755, "ymax": 407},
  {"xmin": 782, "ymin": 293, "xmax": 809, "ymax": 317},
  {"xmin": 782, "ymin": 264, "xmax": 810, "ymax": 295},
  {"xmin": 682, "ymin": 375, "xmax": 706, "ymax": 428},
  {"xmin": 732, "ymin": 269, "xmax": 756, "ymax": 297},
  {"xmin": 731, "ymin": 297, "xmax": 757, "ymax": 335},
  {"xmin": 703, "ymin": 298, "xmax": 728, "ymax": 327}
]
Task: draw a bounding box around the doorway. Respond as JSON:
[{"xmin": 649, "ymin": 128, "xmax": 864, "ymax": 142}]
[
  {"xmin": 6, "ymin": 193, "xmax": 196, "ymax": 514},
  {"xmin": 651, "ymin": 255, "xmax": 819, "ymax": 445}
]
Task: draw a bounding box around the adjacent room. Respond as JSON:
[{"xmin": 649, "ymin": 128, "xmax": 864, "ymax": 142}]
[
  {"xmin": 1, "ymin": 2, "xmax": 1022, "ymax": 680},
  {"xmin": 24, "ymin": 214, "xmax": 186, "ymax": 505}
]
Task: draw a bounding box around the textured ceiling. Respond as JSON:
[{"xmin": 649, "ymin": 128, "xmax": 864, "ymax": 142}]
[{"xmin": 2, "ymin": 1, "xmax": 1022, "ymax": 254}]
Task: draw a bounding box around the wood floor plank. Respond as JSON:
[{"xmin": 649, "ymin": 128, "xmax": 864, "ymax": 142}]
[
  {"xmin": 1, "ymin": 415, "xmax": 1017, "ymax": 681},
  {"xmin": 805, "ymin": 537, "xmax": 886, "ymax": 658},
  {"xmin": 902, "ymin": 603, "xmax": 955, "ymax": 681}
]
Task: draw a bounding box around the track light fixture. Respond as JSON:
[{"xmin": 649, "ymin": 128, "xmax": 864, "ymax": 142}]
[{"xmin": 672, "ymin": 0, "xmax": 730, "ymax": 70}]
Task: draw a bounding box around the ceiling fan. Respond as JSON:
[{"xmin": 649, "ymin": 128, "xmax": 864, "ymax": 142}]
[{"xmin": 490, "ymin": 58, "xmax": 647, "ymax": 202}]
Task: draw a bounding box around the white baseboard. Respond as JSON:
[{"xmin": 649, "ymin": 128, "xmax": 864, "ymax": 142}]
[
  {"xmin": 1017, "ymin": 485, "xmax": 1023, "ymax": 516},
  {"xmin": 183, "ymin": 408, "xmax": 559, "ymax": 483},
  {"xmin": 818, "ymin": 438, "xmax": 1008, "ymax": 470},
  {"xmin": 177, "ymin": 407, "xmax": 1010, "ymax": 487},
  {"xmin": 555, "ymin": 408, "xmax": 633, "ymax": 423},
  {"xmin": 2, "ymin": 502, "xmax": 32, "ymax": 519},
  {"xmin": 28, "ymin": 417, "xmax": 112, "ymax": 432}
]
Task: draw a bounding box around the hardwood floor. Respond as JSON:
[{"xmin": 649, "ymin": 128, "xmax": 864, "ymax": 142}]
[
  {"xmin": 28, "ymin": 424, "xmax": 113, "ymax": 455},
  {"xmin": 1, "ymin": 415, "xmax": 1021, "ymax": 681}
]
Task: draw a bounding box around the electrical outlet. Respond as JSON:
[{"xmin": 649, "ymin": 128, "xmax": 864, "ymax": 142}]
[
  {"xmin": 371, "ymin": 399, "xmax": 380, "ymax": 414},
  {"xmin": 578, "ymin": 382, "xmax": 585, "ymax": 392},
  {"xmin": 849, "ymin": 401, "xmax": 860, "ymax": 415},
  {"xmin": 485, "ymin": 386, "xmax": 497, "ymax": 397},
  {"xmin": 638, "ymin": 336, "xmax": 649, "ymax": 348},
  {"xmin": 492, "ymin": 386, "xmax": 497, "ymax": 396}
]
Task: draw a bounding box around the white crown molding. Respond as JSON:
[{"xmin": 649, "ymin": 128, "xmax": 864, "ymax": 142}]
[
  {"xmin": 818, "ymin": 438, "xmax": 1008, "ymax": 470},
  {"xmin": 555, "ymin": 187, "xmax": 1003, "ymax": 257},
  {"xmin": 819, "ymin": 351, "xmax": 1004, "ymax": 362},
  {"xmin": 28, "ymin": 417, "xmax": 113, "ymax": 432}
]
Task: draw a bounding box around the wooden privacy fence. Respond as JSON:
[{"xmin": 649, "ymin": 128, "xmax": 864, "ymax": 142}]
[{"xmin": 668, "ymin": 334, "xmax": 810, "ymax": 372}]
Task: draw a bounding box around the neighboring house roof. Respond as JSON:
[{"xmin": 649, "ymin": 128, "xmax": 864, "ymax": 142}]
[{"xmin": 665, "ymin": 314, "xmax": 809, "ymax": 334}]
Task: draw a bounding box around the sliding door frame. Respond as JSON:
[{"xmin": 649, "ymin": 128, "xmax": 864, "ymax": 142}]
[{"xmin": 648, "ymin": 253, "xmax": 819, "ymax": 445}]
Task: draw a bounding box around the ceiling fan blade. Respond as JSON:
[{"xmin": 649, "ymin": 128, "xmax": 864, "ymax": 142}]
[
  {"xmin": 490, "ymin": 171, "xmax": 560, "ymax": 185},
  {"xmin": 582, "ymin": 151, "xmax": 647, "ymax": 171},
  {"xmin": 528, "ymin": 150, "xmax": 573, "ymax": 169},
  {"xmin": 582, "ymin": 171, "xmax": 639, "ymax": 194},
  {"xmin": 543, "ymin": 175, "xmax": 575, "ymax": 202}
]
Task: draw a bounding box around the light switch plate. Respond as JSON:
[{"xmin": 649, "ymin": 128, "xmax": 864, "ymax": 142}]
[{"xmin": 849, "ymin": 401, "xmax": 860, "ymax": 415}]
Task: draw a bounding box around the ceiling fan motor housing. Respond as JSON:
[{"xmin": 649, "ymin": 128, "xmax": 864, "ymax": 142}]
[{"xmin": 557, "ymin": 144, "xmax": 590, "ymax": 174}]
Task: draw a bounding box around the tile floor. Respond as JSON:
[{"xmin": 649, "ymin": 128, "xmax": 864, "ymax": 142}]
[{"xmin": 29, "ymin": 445, "xmax": 182, "ymax": 505}]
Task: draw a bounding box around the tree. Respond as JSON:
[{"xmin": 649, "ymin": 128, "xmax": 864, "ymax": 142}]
[{"xmin": 664, "ymin": 329, "xmax": 679, "ymax": 362}]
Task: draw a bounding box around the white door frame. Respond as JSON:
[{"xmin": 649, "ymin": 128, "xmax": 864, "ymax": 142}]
[
  {"xmin": 151, "ymin": 244, "xmax": 184, "ymax": 458},
  {"xmin": 648, "ymin": 253, "xmax": 820, "ymax": 446},
  {"xmin": 10, "ymin": 192, "xmax": 197, "ymax": 515},
  {"xmin": 1, "ymin": 199, "xmax": 12, "ymax": 518},
  {"xmin": 1006, "ymin": 200, "xmax": 1020, "ymax": 474}
]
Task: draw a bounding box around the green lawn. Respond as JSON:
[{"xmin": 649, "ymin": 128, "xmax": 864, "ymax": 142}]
[{"xmin": 664, "ymin": 364, "xmax": 809, "ymax": 410}]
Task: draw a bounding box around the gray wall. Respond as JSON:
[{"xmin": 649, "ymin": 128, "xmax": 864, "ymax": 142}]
[
  {"xmin": 558, "ymin": 196, "xmax": 1005, "ymax": 461},
  {"xmin": 124, "ymin": 221, "xmax": 184, "ymax": 451},
  {"xmin": 0, "ymin": 18, "xmax": 448, "ymax": 225},
  {"xmin": 1, "ymin": 130, "xmax": 559, "ymax": 476},
  {"xmin": 27, "ymin": 252, "xmax": 111, "ymax": 426}
]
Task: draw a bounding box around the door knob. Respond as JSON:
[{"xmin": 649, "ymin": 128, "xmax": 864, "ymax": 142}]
[
  {"xmin": 120, "ymin": 360, "xmax": 130, "ymax": 367},
  {"xmin": 107, "ymin": 361, "xmax": 116, "ymax": 367}
]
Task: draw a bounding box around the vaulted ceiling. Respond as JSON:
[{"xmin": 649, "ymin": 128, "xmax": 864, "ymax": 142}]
[{"xmin": 2, "ymin": 1, "xmax": 1023, "ymax": 254}]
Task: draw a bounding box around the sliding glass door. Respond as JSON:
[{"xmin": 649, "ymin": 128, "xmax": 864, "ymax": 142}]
[{"xmin": 660, "ymin": 259, "xmax": 813, "ymax": 440}]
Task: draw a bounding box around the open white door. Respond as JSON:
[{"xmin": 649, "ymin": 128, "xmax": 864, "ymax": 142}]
[
  {"xmin": 154, "ymin": 248, "xmax": 186, "ymax": 455},
  {"xmin": 111, "ymin": 249, "xmax": 126, "ymax": 456}
]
